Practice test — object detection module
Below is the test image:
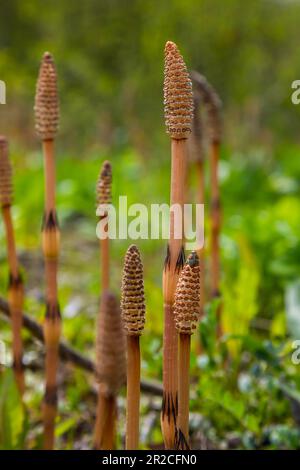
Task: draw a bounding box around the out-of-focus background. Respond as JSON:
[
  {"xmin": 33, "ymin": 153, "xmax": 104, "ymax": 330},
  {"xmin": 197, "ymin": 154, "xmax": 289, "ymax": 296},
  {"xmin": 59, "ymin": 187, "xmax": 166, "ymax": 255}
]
[{"xmin": 1, "ymin": 0, "xmax": 300, "ymax": 450}]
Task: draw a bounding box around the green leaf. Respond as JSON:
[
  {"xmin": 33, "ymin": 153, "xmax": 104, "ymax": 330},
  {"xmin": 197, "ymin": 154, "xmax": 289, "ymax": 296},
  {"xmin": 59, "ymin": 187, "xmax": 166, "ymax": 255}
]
[{"xmin": 0, "ymin": 369, "xmax": 25, "ymax": 449}]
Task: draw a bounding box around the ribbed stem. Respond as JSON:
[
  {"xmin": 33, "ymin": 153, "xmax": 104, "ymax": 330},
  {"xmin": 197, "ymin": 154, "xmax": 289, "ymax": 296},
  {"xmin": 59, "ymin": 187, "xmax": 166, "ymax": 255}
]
[
  {"xmin": 126, "ymin": 335, "xmax": 140, "ymax": 450},
  {"xmin": 43, "ymin": 343, "xmax": 59, "ymax": 450},
  {"xmin": 177, "ymin": 334, "xmax": 191, "ymax": 450},
  {"xmin": 161, "ymin": 138, "xmax": 187, "ymax": 449},
  {"xmin": 94, "ymin": 391, "xmax": 116, "ymax": 450},
  {"xmin": 100, "ymin": 230, "xmax": 109, "ymax": 291},
  {"xmin": 43, "ymin": 140, "xmax": 56, "ymax": 214},
  {"xmin": 210, "ymin": 141, "xmax": 222, "ymax": 336},
  {"xmin": 2, "ymin": 205, "xmax": 24, "ymax": 395}
]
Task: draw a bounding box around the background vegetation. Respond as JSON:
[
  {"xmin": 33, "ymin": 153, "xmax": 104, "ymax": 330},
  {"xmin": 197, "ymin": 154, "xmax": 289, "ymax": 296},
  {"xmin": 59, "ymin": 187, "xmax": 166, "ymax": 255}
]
[{"xmin": 0, "ymin": 0, "xmax": 300, "ymax": 449}]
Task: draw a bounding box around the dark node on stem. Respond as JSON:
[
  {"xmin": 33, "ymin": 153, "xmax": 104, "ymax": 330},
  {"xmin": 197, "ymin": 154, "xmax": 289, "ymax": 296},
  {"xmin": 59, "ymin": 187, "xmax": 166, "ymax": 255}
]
[
  {"xmin": 45, "ymin": 302, "xmax": 61, "ymax": 320},
  {"xmin": 13, "ymin": 358, "xmax": 25, "ymax": 372},
  {"xmin": 8, "ymin": 271, "xmax": 23, "ymax": 289},
  {"xmin": 44, "ymin": 385, "xmax": 58, "ymax": 406},
  {"xmin": 175, "ymin": 246, "xmax": 185, "ymax": 273},
  {"xmin": 175, "ymin": 428, "xmax": 190, "ymax": 450},
  {"xmin": 211, "ymin": 198, "xmax": 221, "ymax": 211},
  {"xmin": 164, "ymin": 244, "xmax": 171, "ymax": 271},
  {"xmin": 212, "ymin": 288, "xmax": 221, "ymax": 299},
  {"xmin": 42, "ymin": 210, "xmax": 59, "ymax": 231},
  {"xmin": 162, "ymin": 391, "xmax": 178, "ymax": 424}
]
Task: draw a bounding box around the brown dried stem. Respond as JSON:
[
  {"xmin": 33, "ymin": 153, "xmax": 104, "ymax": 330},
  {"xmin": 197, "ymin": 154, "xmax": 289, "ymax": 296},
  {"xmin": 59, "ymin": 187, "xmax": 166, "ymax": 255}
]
[
  {"xmin": 0, "ymin": 136, "xmax": 25, "ymax": 395},
  {"xmin": 161, "ymin": 41, "xmax": 193, "ymax": 449},
  {"xmin": 35, "ymin": 52, "xmax": 61, "ymax": 450}
]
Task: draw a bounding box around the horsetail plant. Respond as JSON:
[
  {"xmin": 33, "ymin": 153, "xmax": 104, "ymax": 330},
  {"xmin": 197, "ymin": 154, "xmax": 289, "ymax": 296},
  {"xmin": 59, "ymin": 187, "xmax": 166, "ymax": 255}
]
[
  {"xmin": 162, "ymin": 41, "xmax": 193, "ymax": 449},
  {"xmin": 94, "ymin": 291, "xmax": 126, "ymax": 449},
  {"xmin": 34, "ymin": 52, "xmax": 60, "ymax": 450},
  {"xmin": 191, "ymin": 71, "xmax": 222, "ymax": 309},
  {"xmin": 189, "ymin": 90, "xmax": 206, "ymax": 320},
  {"xmin": 94, "ymin": 161, "xmax": 125, "ymax": 449},
  {"xmin": 121, "ymin": 245, "xmax": 145, "ymax": 450},
  {"xmin": 174, "ymin": 251, "xmax": 200, "ymax": 449},
  {"xmin": 0, "ymin": 136, "xmax": 25, "ymax": 396}
]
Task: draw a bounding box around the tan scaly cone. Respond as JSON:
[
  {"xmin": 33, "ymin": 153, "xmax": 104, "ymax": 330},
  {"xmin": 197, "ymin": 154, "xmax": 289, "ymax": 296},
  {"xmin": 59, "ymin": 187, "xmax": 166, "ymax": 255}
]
[
  {"xmin": 121, "ymin": 245, "xmax": 146, "ymax": 450},
  {"xmin": 161, "ymin": 41, "xmax": 193, "ymax": 449},
  {"xmin": 34, "ymin": 52, "xmax": 61, "ymax": 450},
  {"xmin": 0, "ymin": 136, "xmax": 25, "ymax": 395},
  {"xmin": 94, "ymin": 291, "xmax": 126, "ymax": 449},
  {"xmin": 191, "ymin": 71, "xmax": 222, "ymax": 334},
  {"xmin": 94, "ymin": 161, "xmax": 126, "ymax": 449},
  {"xmin": 174, "ymin": 251, "xmax": 200, "ymax": 449}
]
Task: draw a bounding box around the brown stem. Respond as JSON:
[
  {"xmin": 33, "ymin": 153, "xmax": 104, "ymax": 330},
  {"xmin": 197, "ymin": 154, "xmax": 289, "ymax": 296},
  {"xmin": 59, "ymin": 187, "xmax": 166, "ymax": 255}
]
[
  {"xmin": 43, "ymin": 140, "xmax": 56, "ymax": 213},
  {"xmin": 2, "ymin": 205, "xmax": 25, "ymax": 395},
  {"xmin": 94, "ymin": 390, "xmax": 116, "ymax": 449},
  {"xmin": 210, "ymin": 141, "xmax": 222, "ymax": 337},
  {"xmin": 162, "ymin": 138, "xmax": 187, "ymax": 449},
  {"xmin": 176, "ymin": 334, "xmax": 191, "ymax": 450},
  {"xmin": 126, "ymin": 335, "xmax": 140, "ymax": 450},
  {"xmin": 100, "ymin": 230, "xmax": 109, "ymax": 291},
  {"xmin": 42, "ymin": 138, "xmax": 60, "ymax": 450}
]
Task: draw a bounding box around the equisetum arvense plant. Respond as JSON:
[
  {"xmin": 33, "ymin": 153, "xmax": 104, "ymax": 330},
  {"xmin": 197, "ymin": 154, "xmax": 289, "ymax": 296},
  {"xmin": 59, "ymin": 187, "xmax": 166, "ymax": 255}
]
[
  {"xmin": 0, "ymin": 136, "xmax": 25, "ymax": 396},
  {"xmin": 34, "ymin": 52, "xmax": 60, "ymax": 450},
  {"xmin": 121, "ymin": 244, "xmax": 145, "ymax": 450},
  {"xmin": 94, "ymin": 161, "xmax": 126, "ymax": 449},
  {"xmin": 174, "ymin": 251, "xmax": 200, "ymax": 449},
  {"xmin": 162, "ymin": 41, "xmax": 193, "ymax": 449},
  {"xmin": 191, "ymin": 71, "xmax": 222, "ymax": 326},
  {"xmin": 94, "ymin": 291, "xmax": 126, "ymax": 449}
]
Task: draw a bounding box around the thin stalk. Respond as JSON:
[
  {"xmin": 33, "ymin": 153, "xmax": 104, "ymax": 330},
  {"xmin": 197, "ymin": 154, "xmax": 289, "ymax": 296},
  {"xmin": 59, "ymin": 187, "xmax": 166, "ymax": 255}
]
[
  {"xmin": 2, "ymin": 206, "xmax": 24, "ymax": 394},
  {"xmin": 100, "ymin": 235, "xmax": 109, "ymax": 290},
  {"xmin": 177, "ymin": 334, "xmax": 191, "ymax": 449},
  {"xmin": 94, "ymin": 162, "xmax": 120, "ymax": 450},
  {"xmin": 94, "ymin": 392, "xmax": 116, "ymax": 450},
  {"xmin": 126, "ymin": 335, "xmax": 140, "ymax": 450},
  {"xmin": 121, "ymin": 245, "xmax": 145, "ymax": 450},
  {"xmin": 191, "ymin": 70, "xmax": 222, "ymax": 330},
  {"xmin": 174, "ymin": 251, "xmax": 200, "ymax": 450},
  {"xmin": 210, "ymin": 141, "xmax": 222, "ymax": 336},
  {"xmin": 162, "ymin": 139, "xmax": 187, "ymax": 448},
  {"xmin": 42, "ymin": 140, "xmax": 61, "ymax": 450}
]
